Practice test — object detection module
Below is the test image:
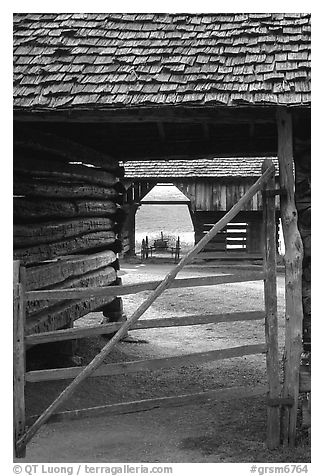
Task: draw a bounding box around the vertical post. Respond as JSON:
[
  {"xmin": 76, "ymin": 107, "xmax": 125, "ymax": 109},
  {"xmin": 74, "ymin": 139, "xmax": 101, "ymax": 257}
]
[
  {"xmin": 13, "ymin": 261, "xmax": 26, "ymax": 458},
  {"xmin": 262, "ymin": 159, "xmax": 280, "ymax": 449},
  {"xmin": 277, "ymin": 108, "xmax": 304, "ymax": 446},
  {"xmin": 127, "ymin": 203, "xmax": 139, "ymax": 257}
]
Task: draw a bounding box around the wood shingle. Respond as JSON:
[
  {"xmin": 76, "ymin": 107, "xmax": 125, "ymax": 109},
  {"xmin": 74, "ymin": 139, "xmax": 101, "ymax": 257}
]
[{"xmin": 13, "ymin": 13, "xmax": 311, "ymax": 110}]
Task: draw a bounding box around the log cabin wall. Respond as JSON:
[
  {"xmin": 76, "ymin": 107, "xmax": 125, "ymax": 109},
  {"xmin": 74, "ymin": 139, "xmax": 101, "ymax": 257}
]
[{"xmin": 13, "ymin": 130, "xmax": 126, "ymax": 335}]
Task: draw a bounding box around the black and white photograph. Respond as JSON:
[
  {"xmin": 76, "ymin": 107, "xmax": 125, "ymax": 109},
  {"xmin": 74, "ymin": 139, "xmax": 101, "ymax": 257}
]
[{"xmin": 11, "ymin": 5, "xmax": 311, "ymax": 470}]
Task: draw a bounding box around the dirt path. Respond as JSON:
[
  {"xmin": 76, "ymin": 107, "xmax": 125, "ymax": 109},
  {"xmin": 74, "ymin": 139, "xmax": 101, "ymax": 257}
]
[{"xmin": 21, "ymin": 260, "xmax": 310, "ymax": 463}]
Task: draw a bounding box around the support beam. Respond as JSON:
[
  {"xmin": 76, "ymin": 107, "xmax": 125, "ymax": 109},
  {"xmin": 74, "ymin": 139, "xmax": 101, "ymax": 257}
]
[
  {"xmin": 123, "ymin": 203, "xmax": 139, "ymax": 257},
  {"xmin": 262, "ymin": 159, "xmax": 280, "ymax": 449},
  {"xmin": 277, "ymin": 108, "xmax": 304, "ymax": 447}
]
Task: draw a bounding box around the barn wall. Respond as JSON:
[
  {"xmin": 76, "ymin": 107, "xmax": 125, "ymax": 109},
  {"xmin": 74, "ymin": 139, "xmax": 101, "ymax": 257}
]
[
  {"xmin": 193, "ymin": 210, "xmax": 280, "ymax": 254},
  {"xmin": 13, "ymin": 141, "xmax": 126, "ymax": 334},
  {"xmin": 174, "ymin": 178, "xmax": 280, "ymax": 212}
]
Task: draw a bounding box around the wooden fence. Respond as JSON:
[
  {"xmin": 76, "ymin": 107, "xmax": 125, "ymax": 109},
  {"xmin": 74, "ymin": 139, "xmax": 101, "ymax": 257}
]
[{"xmin": 13, "ymin": 159, "xmax": 307, "ymax": 458}]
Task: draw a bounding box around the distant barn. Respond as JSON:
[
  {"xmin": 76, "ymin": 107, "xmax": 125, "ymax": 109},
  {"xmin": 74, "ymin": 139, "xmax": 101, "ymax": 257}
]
[{"xmin": 122, "ymin": 157, "xmax": 280, "ymax": 257}]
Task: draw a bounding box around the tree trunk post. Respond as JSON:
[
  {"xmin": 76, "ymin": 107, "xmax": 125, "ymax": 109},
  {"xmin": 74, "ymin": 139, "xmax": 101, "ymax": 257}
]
[
  {"xmin": 277, "ymin": 108, "xmax": 304, "ymax": 447},
  {"xmin": 262, "ymin": 159, "xmax": 281, "ymax": 449}
]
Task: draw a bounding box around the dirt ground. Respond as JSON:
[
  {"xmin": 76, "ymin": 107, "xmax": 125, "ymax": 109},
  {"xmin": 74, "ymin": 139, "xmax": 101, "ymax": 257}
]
[{"xmin": 22, "ymin": 259, "xmax": 310, "ymax": 463}]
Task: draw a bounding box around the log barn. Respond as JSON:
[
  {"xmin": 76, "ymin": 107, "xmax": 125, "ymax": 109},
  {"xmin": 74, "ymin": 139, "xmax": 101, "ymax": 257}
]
[
  {"xmin": 122, "ymin": 157, "xmax": 280, "ymax": 257},
  {"xmin": 13, "ymin": 13, "xmax": 311, "ymax": 348}
]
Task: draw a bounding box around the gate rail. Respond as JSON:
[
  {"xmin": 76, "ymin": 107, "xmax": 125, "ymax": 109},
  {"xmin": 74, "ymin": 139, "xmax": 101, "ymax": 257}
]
[{"xmin": 14, "ymin": 160, "xmax": 290, "ymax": 457}]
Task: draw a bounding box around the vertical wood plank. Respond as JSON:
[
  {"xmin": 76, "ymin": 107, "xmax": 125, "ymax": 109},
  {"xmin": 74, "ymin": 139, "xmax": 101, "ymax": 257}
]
[
  {"xmin": 277, "ymin": 108, "xmax": 304, "ymax": 447},
  {"xmin": 13, "ymin": 261, "xmax": 26, "ymax": 458},
  {"xmin": 220, "ymin": 184, "xmax": 227, "ymax": 211},
  {"xmin": 262, "ymin": 159, "xmax": 281, "ymax": 449}
]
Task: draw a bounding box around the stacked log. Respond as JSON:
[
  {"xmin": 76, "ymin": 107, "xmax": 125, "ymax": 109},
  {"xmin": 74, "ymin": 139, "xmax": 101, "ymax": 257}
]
[
  {"xmin": 25, "ymin": 252, "xmax": 119, "ymax": 336},
  {"xmin": 293, "ymin": 114, "xmax": 311, "ymax": 352},
  {"xmin": 14, "ymin": 140, "xmax": 124, "ymax": 266},
  {"xmin": 13, "ymin": 127, "xmax": 126, "ymax": 335}
]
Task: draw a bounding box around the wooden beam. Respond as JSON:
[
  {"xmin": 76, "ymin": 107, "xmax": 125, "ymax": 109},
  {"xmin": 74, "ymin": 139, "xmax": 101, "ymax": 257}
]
[
  {"xmin": 262, "ymin": 159, "xmax": 280, "ymax": 449},
  {"xmin": 16, "ymin": 167, "xmax": 273, "ymax": 453},
  {"xmin": 26, "ymin": 266, "xmax": 117, "ymax": 317},
  {"xmin": 14, "ymin": 218, "xmax": 115, "ymax": 247},
  {"xmin": 25, "ymin": 310, "xmax": 265, "ymax": 345},
  {"xmin": 13, "ymin": 262, "xmax": 26, "ymax": 458},
  {"xmin": 14, "ymin": 197, "xmax": 117, "ymax": 222},
  {"xmin": 14, "ymin": 125, "xmax": 120, "ymax": 173},
  {"xmin": 25, "ymin": 294, "xmax": 116, "ymax": 336},
  {"xmin": 25, "ymin": 272, "xmax": 265, "ymax": 301},
  {"xmin": 277, "ymin": 108, "xmax": 304, "ymax": 447},
  {"xmin": 140, "ymin": 200, "xmax": 190, "ymax": 205},
  {"xmin": 25, "ymin": 250, "xmax": 117, "ymax": 291},
  {"xmin": 14, "ymin": 179, "xmax": 118, "ymax": 200},
  {"xmin": 26, "ymin": 384, "xmax": 268, "ymax": 425},
  {"xmin": 14, "ymin": 158, "xmax": 118, "ymax": 187},
  {"xmin": 13, "ymin": 105, "xmax": 278, "ymax": 124},
  {"xmin": 25, "ymin": 344, "xmax": 267, "ymax": 382},
  {"xmin": 14, "ymin": 230, "xmax": 116, "ymax": 266}
]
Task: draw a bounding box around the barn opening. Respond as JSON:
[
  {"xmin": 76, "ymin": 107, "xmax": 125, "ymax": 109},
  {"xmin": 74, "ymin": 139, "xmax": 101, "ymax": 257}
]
[{"xmin": 135, "ymin": 183, "xmax": 194, "ymax": 256}]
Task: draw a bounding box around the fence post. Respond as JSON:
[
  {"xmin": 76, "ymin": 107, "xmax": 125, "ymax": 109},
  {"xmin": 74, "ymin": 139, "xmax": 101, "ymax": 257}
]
[
  {"xmin": 277, "ymin": 108, "xmax": 304, "ymax": 446},
  {"xmin": 262, "ymin": 159, "xmax": 281, "ymax": 449},
  {"xmin": 13, "ymin": 261, "xmax": 26, "ymax": 458}
]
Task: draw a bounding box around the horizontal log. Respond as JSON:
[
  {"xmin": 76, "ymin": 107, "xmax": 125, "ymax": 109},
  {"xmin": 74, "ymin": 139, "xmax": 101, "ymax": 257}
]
[
  {"xmin": 25, "ymin": 250, "xmax": 117, "ymax": 291},
  {"xmin": 14, "ymin": 125, "xmax": 121, "ymax": 173},
  {"xmin": 25, "ymin": 343, "xmax": 267, "ymax": 382},
  {"xmin": 27, "ymin": 266, "xmax": 117, "ymax": 317},
  {"xmin": 14, "ymin": 218, "xmax": 115, "ymax": 248},
  {"xmin": 13, "ymin": 105, "xmax": 278, "ymax": 124},
  {"xmin": 14, "ymin": 231, "xmax": 117, "ymax": 266},
  {"xmin": 14, "ymin": 157, "xmax": 118, "ymax": 187},
  {"xmin": 14, "ymin": 178, "xmax": 119, "ymax": 200},
  {"xmin": 25, "ymin": 310, "xmax": 265, "ymax": 345},
  {"xmin": 26, "ymin": 384, "xmax": 268, "ymax": 425},
  {"xmin": 25, "ymin": 294, "xmax": 116, "ymax": 336},
  {"xmin": 25, "ymin": 272, "xmax": 265, "ymax": 301},
  {"xmin": 13, "ymin": 197, "xmax": 117, "ymax": 221}
]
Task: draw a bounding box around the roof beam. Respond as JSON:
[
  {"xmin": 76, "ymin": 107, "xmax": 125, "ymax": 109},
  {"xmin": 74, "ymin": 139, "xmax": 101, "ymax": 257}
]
[{"xmin": 13, "ymin": 106, "xmax": 283, "ymax": 124}]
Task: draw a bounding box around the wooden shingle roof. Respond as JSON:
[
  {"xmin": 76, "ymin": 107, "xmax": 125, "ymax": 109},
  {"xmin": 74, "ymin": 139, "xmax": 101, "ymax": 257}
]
[
  {"xmin": 123, "ymin": 157, "xmax": 279, "ymax": 179},
  {"xmin": 13, "ymin": 13, "xmax": 311, "ymax": 110}
]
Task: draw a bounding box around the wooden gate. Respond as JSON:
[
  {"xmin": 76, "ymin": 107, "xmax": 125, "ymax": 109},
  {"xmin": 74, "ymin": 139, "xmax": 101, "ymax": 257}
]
[{"xmin": 13, "ymin": 160, "xmax": 302, "ymax": 458}]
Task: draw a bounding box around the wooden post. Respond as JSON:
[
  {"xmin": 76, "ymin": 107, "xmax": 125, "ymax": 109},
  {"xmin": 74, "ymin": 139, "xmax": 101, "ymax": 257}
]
[
  {"xmin": 127, "ymin": 203, "xmax": 139, "ymax": 257},
  {"xmin": 277, "ymin": 108, "xmax": 304, "ymax": 446},
  {"xmin": 13, "ymin": 261, "xmax": 26, "ymax": 458},
  {"xmin": 16, "ymin": 165, "xmax": 275, "ymax": 453},
  {"xmin": 262, "ymin": 159, "xmax": 280, "ymax": 449}
]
